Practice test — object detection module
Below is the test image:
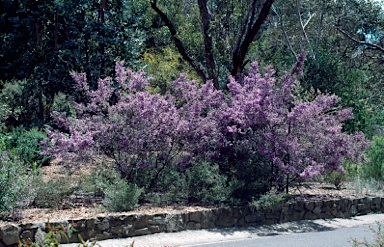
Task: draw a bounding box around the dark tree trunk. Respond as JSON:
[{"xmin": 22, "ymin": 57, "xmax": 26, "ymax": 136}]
[
  {"xmin": 198, "ymin": 0, "xmax": 219, "ymax": 89},
  {"xmin": 231, "ymin": 0, "xmax": 275, "ymax": 80}
]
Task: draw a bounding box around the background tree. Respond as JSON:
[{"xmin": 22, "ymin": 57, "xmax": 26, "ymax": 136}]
[
  {"xmin": 249, "ymin": 0, "xmax": 384, "ymax": 135},
  {"xmin": 150, "ymin": 0, "xmax": 275, "ymax": 89},
  {"xmin": 0, "ymin": 0, "xmax": 146, "ymax": 128}
]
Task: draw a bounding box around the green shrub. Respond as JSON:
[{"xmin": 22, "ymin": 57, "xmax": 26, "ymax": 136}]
[
  {"xmin": 344, "ymin": 161, "xmax": 362, "ymax": 180},
  {"xmin": 103, "ymin": 179, "xmax": 143, "ymax": 212},
  {"xmin": 363, "ymin": 136, "xmax": 384, "ymax": 181},
  {"xmin": 186, "ymin": 161, "xmax": 230, "ymax": 205},
  {"xmin": 79, "ymin": 166, "xmax": 142, "ymax": 212},
  {"xmin": 33, "ymin": 178, "xmax": 77, "ymax": 209},
  {"xmin": 4, "ymin": 127, "xmax": 50, "ymax": 168},
  {"xmin": 77, "ymin": 166, "xmax": 119, "ymax": 197},
  {"xmin": 0, "ymin": 149, "xmax": 36, "ymax": 218},
  {"xmin": 323, "ymin": 170, "xmax": 347, "ymax": 189},
  {"xmin": 252, "ymin": 192, "xmax": 291, "ymax": 210}
]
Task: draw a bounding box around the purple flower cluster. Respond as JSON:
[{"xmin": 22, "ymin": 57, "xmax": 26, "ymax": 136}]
[{"xmin": 44, "ymin": 54, "xmax": 369, "ymax": 186}]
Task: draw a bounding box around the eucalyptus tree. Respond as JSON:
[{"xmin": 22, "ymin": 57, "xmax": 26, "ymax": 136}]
[
  {"xmin": 150, "ymin": 0, "xmax": 275, "ymax": 89},
  {"xmin": 250, "ymin": 0, "xmax": 384, "ymax": 135}
]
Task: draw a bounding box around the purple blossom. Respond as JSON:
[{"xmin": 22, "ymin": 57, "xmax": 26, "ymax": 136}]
[{"xmin": 45, "ymin": 57, "xmax": 369, "ymax": 191}]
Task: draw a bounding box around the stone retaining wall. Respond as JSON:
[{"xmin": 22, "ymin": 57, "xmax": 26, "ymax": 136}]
[{"xmin": 1, "ymin": 196, "xmax": 384, "ymax": 246}]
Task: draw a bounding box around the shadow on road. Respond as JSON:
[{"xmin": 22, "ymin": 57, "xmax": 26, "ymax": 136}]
[{"xmin": 206, "ymin": 219, "xmax": 339, "ymax": 237}]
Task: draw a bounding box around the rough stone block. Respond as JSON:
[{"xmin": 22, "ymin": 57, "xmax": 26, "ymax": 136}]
[
  {"xmin": 0, "ymin": 225, "xmax": 20, "ymax": 245},
  {"xmin": 95, "ymin": 231, "xmax": 112, "ymax": 241},
  {"xmin": 110, "ymin": 225, "xmax": 131, "ymax": 237},
  {"xmin": 166, "ymin": 214, "xmax": 185, "ymax": 232},
  {"xmin": 336, "ymin": 211, "xmax": 345, "ymax": 218},
  {"xmin": 21, "ymin": 223, "xmax": 45, "ymax": 231},
  {"xmin": 312, "ymin": 206, "xmax": 322, "ymax": 215},
  {"xmin": 34, "ymin": 228, "xmax": 46, "ymax": 247},
  {"xmin": 304, "ymin": 211, "xmax": 318, "ymax": 220},
  {"xmin": 148, "ymin": 215, "xmax": 166, "ymax": 225},
  {"xmin": 86, "ymin": 218, "xmax": 96, "ymax": 229},
  {"xmin": 133, "ymin": 215, "xmax": 148, "ymax": 229},
  {"xmin": 20, "ymin": 230, "xmax": 32, "ymax": 241},
  {"xmin": 265, "ymin": 210, "xmax": 280, "ymax": 220},
  {"xmin": 83, "ymin": 229, "xmax": 97, "ymax": 240},
  {"xmin": 293, "ymin": 201, "xmax": 305, "ymax": 211},
  {"xmin": 189, "ymin": 211, "xmax": 202, "ymax": 223},
  {"xmin": 244, "ymin": 212, "xmax": 264, "ymax": 223},
  {"xmin": 305, "ymin": 202, "xmax": 315, "ymax": 211},
  {"xmin": 149, "ymin": 225, "xmax": 161, "ymax": 234},
  {"xmin": 95, "ymin": 218, "xmax": 110, "ymax": 231},
  {"xmin": 134, "ymin": 228, "xmax": 151, "ymax": 236},
  {"xmin": 350, "ymin": 204, "xmax": 358, "ymax": 216},
  {"xmin": 215, "ymin": 214, "xmax": 237, "ymax": 227}
]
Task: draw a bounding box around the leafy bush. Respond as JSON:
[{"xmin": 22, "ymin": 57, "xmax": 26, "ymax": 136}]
[
  {"xmin": 33, "ymin": 177, "xmax": 77, "ymax": 209},
  {"xmin": 186, "ymin": 161, "xmax": 229, "ymax": 205},
  {"xmin": 0, "ymin": 80, "xmax": 26, "ymax": 130},
  {"xmin": 103, "ymin": 180, "xmax": 143, "ymax": 212},
  {"xmin": 323, "ymin": 170, "xmax": 347, "ymax": 189},
  {"xmin": 4, "ymin": 127, "xmax": 50, "ymax": 168},
  {"xmin": 0, "ymin": 149, "xmax": 36, "ymax": 218},
  {"xmin": 363, "ymin": 136, "xmax": 384, "ymax": 181},
  {"xmin": 78, "ymin": 166, "xmax": 142, "ymax": 212},
  {"xmin": 252, "ymin": 192, "xmax": 291, "ymax": 210}
]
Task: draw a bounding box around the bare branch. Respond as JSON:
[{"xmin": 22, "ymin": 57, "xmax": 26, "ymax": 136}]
[
  {"xmin": 337, "ymin": 26, "xmax": 384, "ymax": 53},
  {"xmin": 303, "ymin": 12, "xmax": 315, "ymax": 30},
  {"xmin": 271, "ymin": 4, "xmax": 297, "ymax": 58},
  {"xmin": 296, "ymin": 0, "xmax": 311, "ymax": 48},
  {"xmin": 150, "ymin": 0, "xmax": 208, "ymax": 83}
]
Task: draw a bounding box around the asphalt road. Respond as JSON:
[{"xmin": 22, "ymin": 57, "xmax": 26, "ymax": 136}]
[
  {"xmin": 62, "ymin": 214, "xmax": 384, "ymax": 247},
  {"xmin": 188, "ymin": 225, "xmax": 376, "ymax": 247}
]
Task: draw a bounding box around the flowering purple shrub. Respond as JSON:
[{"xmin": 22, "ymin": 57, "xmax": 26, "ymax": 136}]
[
  {"xmin": 44, "ymin": 55, "xmax": 369, "ymax": 200},
  {"xmin": 219, "ymin": 53, "xmax": 369, "ymax": 193}
]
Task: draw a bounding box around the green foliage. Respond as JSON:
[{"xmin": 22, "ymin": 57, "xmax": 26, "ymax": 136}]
[
  {"xmin": 186, "ymin": 161, "xmax": 230, "ymax": 205},
  {"xmin": 142, "ymin": 166, "xmax": 189, "ymax": 206},
  {"xmin": 76, "ymin": 166, "xmax": 115, "ymax": 197},
  {"xmin": 103, "ymin": 180, "xmax": 143, "ymax": 212},
  {"xmin": 50, "ymin": 92, "xmax": 75, "ymax": 118},
  {"xmin": 33, "ymin": 178, "xmax": 76, "ymax": 209},
  {"xmin": 0, "ymin": 146, "xmax": 36, "ymax": 218},
  {"xmin": 0, "ymin": 80, "xmax": 26, "ymax": 129},
  {"xmin": 3, "ymin": 127, "xmax": 50, "ymax": 168},
  {"xmin": 252, "ymin": 192, "xmax": 291, "ymax": 210},
  {"xmin": 344, "ymin": 161, "xmax": 363, "ymax": 181},
  {"xmin": 77, "ymin": 234, "xmax": 100, "ymax": 247},
  {"xmin": 80, "ymin": 166, "xmax": 142, "ymax": 212},
  {"xmin": 143, "ymin": 46, "xmax": 200, "ymax": 94},
  {"xmin": 1, "ymin": 0, "xmax": 146, "ymax": 129},
  {"xmin": 18, "ymin": 221, "xmax": 98, "ymax": 247},
  {"xmin": 42, "ymin": 222, "xmax": 73, "ymax": 247},
  {"xmin": 352, "ymin": 221, "xmax": 384, "ymax": 247},
  {"xmin": 323, "ymin": 170, "xmax": 348, "ymax": 189},
  {"xmin": 223, "ymin": 154, "xmax": 273, "ymax": 202},
  {"xmin": 363, "ymin": 136, "xmax": 384, "ymax": 181}
]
